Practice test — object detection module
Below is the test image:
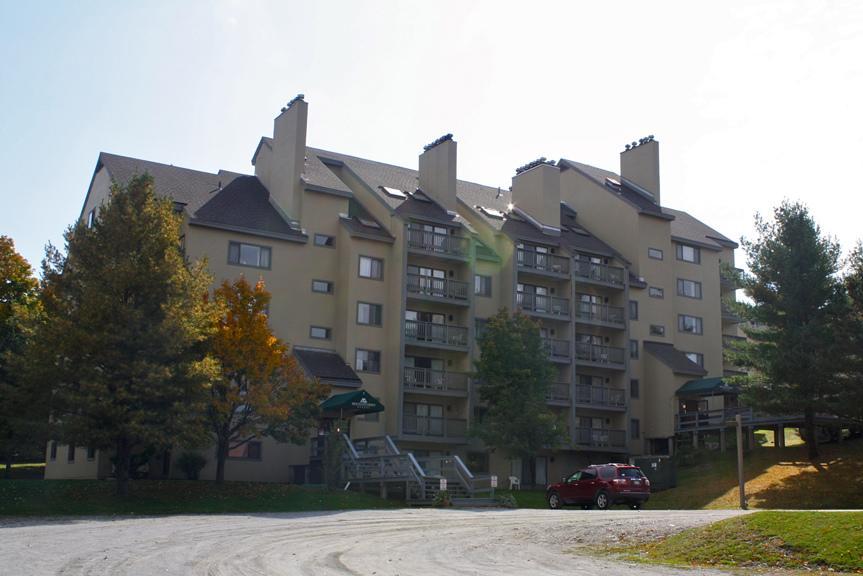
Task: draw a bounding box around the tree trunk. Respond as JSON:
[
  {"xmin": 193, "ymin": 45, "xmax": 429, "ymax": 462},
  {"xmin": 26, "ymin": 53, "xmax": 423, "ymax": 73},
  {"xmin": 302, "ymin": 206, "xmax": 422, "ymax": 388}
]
[
  {"xmin": 115, "ymin": 436, "xmax": 132, "ymax": 497},
  {"xmin": 215, "ymin": 434, "xmax": 229, "ymax": 484},
  {"xmin": 804, "ymin": 406, "xmax": 819, "ymax": 460},
  {"xmin": 4, "ymin": 454, "xmax": 11, "ymax": 480}
]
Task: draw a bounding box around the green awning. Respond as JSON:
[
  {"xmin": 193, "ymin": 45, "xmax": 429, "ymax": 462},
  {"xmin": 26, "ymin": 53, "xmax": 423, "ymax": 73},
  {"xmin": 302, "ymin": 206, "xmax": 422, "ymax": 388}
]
[
  {"xmin": 320, "ymin": 390, "xmax": 385, "ymax": 418},
  {"xmin": 676, "ymin": 377, "xmax": 738, "ymax": 397}
]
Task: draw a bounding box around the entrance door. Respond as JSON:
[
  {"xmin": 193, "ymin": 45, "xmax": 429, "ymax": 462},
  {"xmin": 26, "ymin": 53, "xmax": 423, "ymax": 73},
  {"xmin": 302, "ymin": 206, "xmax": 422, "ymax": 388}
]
[{"xmin": 535, "ymin": 456, "xmax": 548, "ymax": 485}]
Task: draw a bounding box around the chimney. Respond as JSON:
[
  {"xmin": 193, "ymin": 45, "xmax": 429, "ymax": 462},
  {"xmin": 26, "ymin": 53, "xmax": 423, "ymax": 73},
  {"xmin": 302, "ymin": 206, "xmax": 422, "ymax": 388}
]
[
  {"xmin": 511, "ymin": 158, "xmax": 561, "ymax": 230},
  {"xmin": 266, "ymin": 94, "xmax": 308, "ymax": 221},
  {"xmin": 620, "ymin": 135, "xmax": 660, "ymax": 205},
  {"xmin": 418, "ymin": 134, "xmax": 457, "ymax": 212}
]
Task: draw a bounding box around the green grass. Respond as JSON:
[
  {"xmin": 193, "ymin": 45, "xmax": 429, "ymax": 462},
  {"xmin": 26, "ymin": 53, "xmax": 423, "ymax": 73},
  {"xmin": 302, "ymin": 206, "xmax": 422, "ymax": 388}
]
[
  {"xmin": 618, "ymin": 511, "xmax": 863, "ymax": 572},
  {"xmin": 0, "ymin": 479, "xmax": 401, "ymax": 517},
  {"xmin": 495, "ymin": 489, "xmax": 547, "ymax": 509}
]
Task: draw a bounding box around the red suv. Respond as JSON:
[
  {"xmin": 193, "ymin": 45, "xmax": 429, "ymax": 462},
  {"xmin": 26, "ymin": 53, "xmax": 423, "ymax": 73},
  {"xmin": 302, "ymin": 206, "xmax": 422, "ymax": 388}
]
[{"xmin": 546, "ymin": 463, "xmax": 650, "ymax": 510}]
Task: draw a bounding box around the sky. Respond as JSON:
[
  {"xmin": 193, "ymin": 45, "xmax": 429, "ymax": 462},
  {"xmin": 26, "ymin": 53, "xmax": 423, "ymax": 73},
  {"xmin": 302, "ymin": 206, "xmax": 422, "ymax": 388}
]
[{"xmin": 1, "ymin": 1, "xmax": 862, "ymax": 272}]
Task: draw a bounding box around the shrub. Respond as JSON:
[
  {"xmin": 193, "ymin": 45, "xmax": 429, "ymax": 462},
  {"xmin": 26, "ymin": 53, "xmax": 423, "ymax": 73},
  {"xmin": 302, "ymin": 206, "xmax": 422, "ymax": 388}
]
[
  {"xmin": 432, "ymin": 489, "xmax": 452, "ymax": 507},
  {"xmin": 496, "ymin": 493, "xmax": 518, "ymax": 508},
  {"xmin": 177, "ymin": 452, "xmax": 207, "ymax": 480}
]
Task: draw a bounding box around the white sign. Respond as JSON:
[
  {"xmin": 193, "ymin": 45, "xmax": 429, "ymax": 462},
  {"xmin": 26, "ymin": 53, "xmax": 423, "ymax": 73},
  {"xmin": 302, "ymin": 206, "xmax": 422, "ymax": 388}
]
[
  {"xmin": 490, "ymin": 475, "xmax": 498, "ymax": 488},
  {"xmin": 439, "ymin": 478, "xmax": 447, "ymax": 491}
]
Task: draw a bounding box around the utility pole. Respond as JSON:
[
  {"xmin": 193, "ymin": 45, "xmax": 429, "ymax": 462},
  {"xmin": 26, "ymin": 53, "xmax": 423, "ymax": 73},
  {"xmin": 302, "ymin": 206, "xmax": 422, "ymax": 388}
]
[{"xmin": 736, "ymin": 413, "xmax": 747, "ymax": 510}]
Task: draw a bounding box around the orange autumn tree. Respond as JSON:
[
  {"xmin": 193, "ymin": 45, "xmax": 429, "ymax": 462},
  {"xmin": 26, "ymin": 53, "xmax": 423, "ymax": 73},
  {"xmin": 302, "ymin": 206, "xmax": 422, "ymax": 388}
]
[{"xmin": 207, "ymin": 276, "xmax": 328, "ymax": 483}]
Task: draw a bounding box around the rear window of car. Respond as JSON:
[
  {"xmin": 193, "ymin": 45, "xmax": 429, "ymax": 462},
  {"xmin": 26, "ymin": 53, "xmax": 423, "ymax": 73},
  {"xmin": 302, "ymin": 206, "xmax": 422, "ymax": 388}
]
[
  {"xmin": 598, "ymin": 466, "xmax": 616, "ymax": 479},
  {"xmin": 618, "ymin": 467, "xmax": 644, "ymax": 478}
]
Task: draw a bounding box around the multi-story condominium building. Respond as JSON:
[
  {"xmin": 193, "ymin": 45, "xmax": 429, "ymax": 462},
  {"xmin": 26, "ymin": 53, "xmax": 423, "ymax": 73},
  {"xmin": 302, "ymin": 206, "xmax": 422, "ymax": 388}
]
[{"xmin": 46, "ymin": 97, "xmax": 742, "ymax": 485}]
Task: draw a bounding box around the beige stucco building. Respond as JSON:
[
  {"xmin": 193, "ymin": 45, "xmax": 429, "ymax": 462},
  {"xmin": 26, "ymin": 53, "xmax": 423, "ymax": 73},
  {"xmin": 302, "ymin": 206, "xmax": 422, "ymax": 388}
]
[{"xmin": 45, "ymin": 98, "xmax": 742, "ymax": 485}]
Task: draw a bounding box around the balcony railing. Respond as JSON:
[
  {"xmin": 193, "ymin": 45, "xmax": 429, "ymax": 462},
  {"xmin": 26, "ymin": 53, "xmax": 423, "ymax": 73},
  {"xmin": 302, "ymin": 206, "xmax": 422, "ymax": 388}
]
[
  {"xmin": 546, "ymin": 382, "xmax": 571, "ymax": 403},
  {"xmin": 676, "ymin": 407, "xmax": 753, "ymax": 432},
  {"xmin": 575, "ymin": 385, "xmax": 626, "ymax": 408},
  {"xmin": 542, "ymin": 337, "xmax": 571, "ymax": 360},
  {"xmin": 575, "ymin": 299, "xmax": 625, "ymax": 326},
  {"xmin": 406, "ymin": 274, "xmax": 469, "ymax": 302},
  {"xmin": 574, "ymin": 428, "xmax": 627, "ymax": 449},
  {"xmin": 403, "ymin": 367, "xmax": 469, "ymax": 394},
  {"xmin": 405, "ymin": 319, "xmax": 469, "ymax": 348},
  {"xmin": 517, "ymin": 249, "xmax": 570, "ymax": 275},
  {"xmin": 573, "ymin": 260, "xmax": 625, "ymax": 287},
  {"xmin": 574, "ymin": 341, "xmax": 626, "ymax": 367},
  {"xmin": 517, "ymin": 292, "xmax": 570, "ymax": 317},
  {"xmin": 722, "ymin": 302, "xmax": 742, "ymax": 324},
  {"xmin": 402, "ymin": 415, "xmax": 467, "ymax": 439},
  {"xmin": 407, "ymin": 228, "xmax": 469, "ymax": 257}
]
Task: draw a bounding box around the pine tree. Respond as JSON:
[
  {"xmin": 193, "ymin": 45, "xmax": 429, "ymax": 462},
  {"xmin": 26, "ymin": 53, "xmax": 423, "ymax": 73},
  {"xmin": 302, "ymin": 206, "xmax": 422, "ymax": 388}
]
[
  {"xmin": 473, "ymin": 309, "xmax": 562, "ymax": 484},
  {"xmin": 736, "ymin": 201, "xmax": 846, "ymax": 459},
  {"xmin": 207, "ymin": 276, "xmax": 328, "ymax": 483},
  {"xmin": 27, "ymin": 174, "xmax": 215, "ymax": 495}
]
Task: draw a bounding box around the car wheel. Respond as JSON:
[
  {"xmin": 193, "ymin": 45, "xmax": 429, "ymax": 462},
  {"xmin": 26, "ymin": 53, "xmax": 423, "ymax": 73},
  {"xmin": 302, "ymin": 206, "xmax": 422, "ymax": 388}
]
[
  {"xmin": 547, "ymin": 491, "xmax": 563, "ymax": 510},
  {"xmin": 629, "ymin": 502, "xmax": 642, "ymax": 510},
  {"xmin": 594, "ymin": 491, "xmax": 610, "ymax": 510}
]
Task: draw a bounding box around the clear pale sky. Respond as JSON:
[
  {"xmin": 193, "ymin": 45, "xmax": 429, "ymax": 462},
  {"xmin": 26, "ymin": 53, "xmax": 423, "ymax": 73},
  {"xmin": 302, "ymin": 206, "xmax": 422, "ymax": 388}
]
[{"xmin": 2, "ymin": 1, "xmax": 862, "ymax": 271}]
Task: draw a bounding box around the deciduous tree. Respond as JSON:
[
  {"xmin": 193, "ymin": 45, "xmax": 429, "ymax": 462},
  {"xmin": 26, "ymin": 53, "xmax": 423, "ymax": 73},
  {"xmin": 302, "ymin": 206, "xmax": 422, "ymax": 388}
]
[{"xmin": 207, "ymin": 276, "xmax": 328, "ymax": 483}]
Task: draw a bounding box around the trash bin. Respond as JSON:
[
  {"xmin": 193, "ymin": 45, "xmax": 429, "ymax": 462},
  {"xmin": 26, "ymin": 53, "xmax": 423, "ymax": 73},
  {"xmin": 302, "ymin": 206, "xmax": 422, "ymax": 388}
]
[{"xmin": 630, "ymin": 456, "xmax": 677, "ymax": 491}]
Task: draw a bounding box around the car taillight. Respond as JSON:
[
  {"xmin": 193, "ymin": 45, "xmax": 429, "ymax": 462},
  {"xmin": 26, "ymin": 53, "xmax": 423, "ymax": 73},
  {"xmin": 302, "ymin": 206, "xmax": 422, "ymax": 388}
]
[
  {"xmin": 644, "ymin": 478, "xmax": 650, "ymax": 487},
  {"xmin": 612, "ymin": 478, "xmax": 626, "ymax": 484}
]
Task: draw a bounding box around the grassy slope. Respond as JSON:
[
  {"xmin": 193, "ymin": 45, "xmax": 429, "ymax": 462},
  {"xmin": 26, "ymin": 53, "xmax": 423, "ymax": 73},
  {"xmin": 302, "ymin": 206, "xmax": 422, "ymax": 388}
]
[
  {"xmin": 647, "ymin": 438, "xmax": 863, "ymax": 510},
  {"xmin": 0, "ymin": 479, "xmax": 400, "ymax": 517},
  {"xmin": 621, "ymin": 511, "xmax": 863, "ymax": 572}
]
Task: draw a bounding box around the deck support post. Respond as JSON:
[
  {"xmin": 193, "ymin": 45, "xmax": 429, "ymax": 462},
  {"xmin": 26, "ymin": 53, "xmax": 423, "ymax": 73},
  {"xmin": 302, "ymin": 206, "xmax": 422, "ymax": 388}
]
[
  {"xmin": 692, "ymin": 431, "xmax": 699, "ymax": 449},
  {"xmin": 775, "ymin": 425, "xmax": 785, "ymax": 448}
]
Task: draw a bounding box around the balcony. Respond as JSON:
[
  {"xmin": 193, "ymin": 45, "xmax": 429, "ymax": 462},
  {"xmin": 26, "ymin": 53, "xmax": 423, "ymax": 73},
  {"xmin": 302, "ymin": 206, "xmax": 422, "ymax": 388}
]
[
  {"xmin": 542, "ymin": 337, "xmax": 571, "ymax": 363},
  {"xmin": 720, "ymin": 266, "xmax": 744, "ymax": 292},
  {"xmin": 574, "ymin": 299, "xmax": 625, "ymax": 328},
  {"xmin": 675, "ymin": 407, "xmax": 753, "ymax": 432},
  {"xmin": 546, "ymin": 382, "xmax": 571, "ymax": 405},
  {"xmin": 574, "ymin": 428, "xmax": 627, "ymax": 450},
  {"xmin": 516, "ymin": 292, "xmax": 570, "ymax": 320},
  {"xmin": 575, "ymin": 385, "xmax": 626, "ymax": 410},
  {"xmin": 403, "ymin": 367, "xmax": 469, "ymax": 397},
  {"xmin": 402, "ymin": 415, "xmax": 467, "ymax": 443},
  {"xmin": 405, "ymin": 319, "xmax": 469, "ymax": 351},
  {"xmin": 573, "ymin": 260, "xmax": 625, "ymax": 288},
  {"xmin": 517, "ymin": 249, "xmax": 570, "ymax": 277},
  {"xmin": 574, "ymin": 341, "xmax": 626, "ymax": 370},
  {"xmin": 722, "ymin": 302, "xmax": 743, "ymax": 324},
  {"xmin": 406, "ymin": 274, "xmax": 469, "ymax": 305},
  {"xmin": 407, "ymin": 228, "xmax": 469, "ymax": 259}
]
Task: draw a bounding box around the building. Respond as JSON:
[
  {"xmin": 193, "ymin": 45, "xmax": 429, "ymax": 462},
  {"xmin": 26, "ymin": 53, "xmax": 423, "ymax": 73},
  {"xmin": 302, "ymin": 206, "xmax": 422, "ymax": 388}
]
[{"xmin": 46, "ymin": 97, "xmax": 743, "ymax": 484}]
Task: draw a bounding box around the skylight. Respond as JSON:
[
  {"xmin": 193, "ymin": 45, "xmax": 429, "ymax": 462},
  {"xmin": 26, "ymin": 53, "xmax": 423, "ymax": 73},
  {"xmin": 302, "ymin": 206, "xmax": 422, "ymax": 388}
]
[
  {"xmin": 477, "ymin": 205, "xmax": 505, "ymax": 220},
  {"xmin": 605, "ymin": 177, "xmax": 621, "ymax": 187},
  {"xmin": 358, "ymin": 217, "xmax": 381, "ymax": 229},
  {"xmin": 380, "ymin": 186, "xmax": 406, "ymax": 199}
]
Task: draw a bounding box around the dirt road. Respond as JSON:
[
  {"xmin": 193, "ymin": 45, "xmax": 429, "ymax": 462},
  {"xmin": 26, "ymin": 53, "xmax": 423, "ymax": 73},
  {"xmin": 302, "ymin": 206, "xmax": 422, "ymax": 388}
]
[{"xmin": 0, "ymin": 509, "xmax": 747, "ymax": 575}]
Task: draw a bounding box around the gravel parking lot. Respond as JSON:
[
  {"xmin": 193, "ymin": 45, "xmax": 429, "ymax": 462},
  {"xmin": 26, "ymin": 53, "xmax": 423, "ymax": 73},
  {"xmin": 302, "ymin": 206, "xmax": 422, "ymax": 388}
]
[{"xmin": 0, "ymin": 509, "xmax": 748, "ymax": 575}]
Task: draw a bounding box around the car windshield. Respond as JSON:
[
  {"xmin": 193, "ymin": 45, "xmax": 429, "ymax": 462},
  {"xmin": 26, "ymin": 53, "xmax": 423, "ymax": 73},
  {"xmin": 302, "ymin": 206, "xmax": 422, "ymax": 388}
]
[{"xmin": 618, "ymin": 467, "xmax": 644, "ymax": 478}]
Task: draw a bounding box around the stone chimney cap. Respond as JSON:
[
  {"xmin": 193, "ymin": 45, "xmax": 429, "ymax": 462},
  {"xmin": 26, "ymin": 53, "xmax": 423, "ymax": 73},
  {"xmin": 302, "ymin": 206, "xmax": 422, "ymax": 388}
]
[
  {"xmin": 423, "ymin": 133, "xmax": 454, "ymax": 152},
  {"xmin": 281, "ymin": 94, "xmax": 306, "ymax": 113},
  {"xmin": 624, "ymin": 135, "xmax": 656, "ymax": 152},
  {"xmin": 515, "ymin": 157, "xmax": 556, "ymax": 175}
]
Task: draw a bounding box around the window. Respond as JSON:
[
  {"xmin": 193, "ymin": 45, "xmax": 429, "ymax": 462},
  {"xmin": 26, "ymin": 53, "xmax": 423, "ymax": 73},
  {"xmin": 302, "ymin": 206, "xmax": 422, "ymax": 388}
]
[
  {"xmin": 630, "ymin": 339, "xmax": 639, "ymax": 359},
  {"xmin": 67, "ymin": 445, "xmax": 75, "ymax": 463},
  {"xmin": 228, "ymin": 241, "xmax": 271, "ymax": 269},
  {"xmin": 49, "ymin": 441, "xmax": 57, "ymax": 461},
  {"xmin": 474, "ymin": 274, "xmax": 492, "ymax": 297},
  {"xmin": 355, "ymin": 349, "xmax": 381, "ymax": 373},
  {"xmin": 228, "ymin": 441, "xmax": 262, "ymax": 460},
  {"xmin": 475, "ymin": 318, "xmax": 488, "ymax": 339},
  {"xmin": 357, "ymin": 302, "xmax": 382, "ymax": 326},
  {"xmin": 629, "ymin": 300, "xmax": 639, "ymax": 320},
  {"xmin": 648, "ymin": 286, "xmax": 664, "ymax": 299},
  {"xmin": 631, "ymin": 418, "xmax": 641, "ymax": 440},
  {"xmin": 685, "ymin": 352, "xmax": 705, "ymax": 367},
  {"xmin": 310, "ymin": 326, "xmax": 331, "ymax": 340},
  {"xmin": 648, "ymin": 247, "xmax": 663, "ymax": 260},
  {"xmin": 314, "ymin": 233, "xmax": 335, "ymax": 247},
  {"xmin": 679, "ymin": 314, "xmax": 704, "ymax": 334},
  {"xmin": 86, "ymin": 446, "xmax": 96, "ymax": 461},
  {"xmin": 630, "ymin": 379, "xmax": 640, "ymax": 399},
  {"xmin": 311, "ymin": 279, "xmax": 333, "ymax": 294},
  {"xmin": 650, "ymin": 324, "xmax": 665, "ymax": 336},
  {"xmin": 676, "ymin": 244, "xmax": 701, "ymax": 264},
  {"xmin": 677, "ymin": 278, "xmax": 703, "ymax": 299},
  {"xmin": 87, "ymin": 209, "xmax": 95, "ymax": 228},
  {"xmin": 359, "ymin": 256, "xmax": 383, "ymax": 279}
]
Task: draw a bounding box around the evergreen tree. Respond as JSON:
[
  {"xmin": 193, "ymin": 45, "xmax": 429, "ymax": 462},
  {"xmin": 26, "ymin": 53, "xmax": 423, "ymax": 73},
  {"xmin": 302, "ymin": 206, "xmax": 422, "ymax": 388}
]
[
  {"xmin": 0, "ymin": 236, "xmax": 45, "ymax": 476},
  {"xmin": 838, "ymin": 243, "xmax": 863, "ymax": 421},
  {"xmin": 207, "ymin": 277, "xmax": 328, "ymax": 483},
  {"xmin": 735, "ymin": 201, "xmax": 846, "ymax": 459},
  {"xmin": 473, "ymin": 309, "xmax": 562, "ymax": 484},
  {"xmin": 27, "ymin": 174, "xmax": 215, "ymax": 495}
]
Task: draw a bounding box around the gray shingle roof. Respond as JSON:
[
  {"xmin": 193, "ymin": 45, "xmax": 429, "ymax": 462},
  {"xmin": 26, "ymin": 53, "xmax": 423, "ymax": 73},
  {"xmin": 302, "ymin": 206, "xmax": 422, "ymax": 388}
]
[
  {"xmin": 559, "ymin": 159, "xmax": 671, "ymax": 220},
  {"xmin": 663, "ymin": 207, "xmax": 738, "ymax": 250},
  {"xmin": 643, "ymin": 341, "xmax": 708, "ymax": 376},
  {"xmin": 339, "ymin": 215, "xmax": 395, "ymax": 243},
  {"xmin": 293, "ymin": 347, "xmax": 362, "ymax": 386}
]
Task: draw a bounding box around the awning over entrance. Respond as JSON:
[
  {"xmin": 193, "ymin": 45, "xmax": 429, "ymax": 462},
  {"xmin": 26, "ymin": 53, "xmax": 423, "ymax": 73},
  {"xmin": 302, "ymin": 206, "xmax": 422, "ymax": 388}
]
[
  {"xmin": 677, "ymin": 377, "xmax": 738, "ymax": 397},
  {"xmin": 320, "ymin": 389, "xmax": 385, "ymax": 418}
]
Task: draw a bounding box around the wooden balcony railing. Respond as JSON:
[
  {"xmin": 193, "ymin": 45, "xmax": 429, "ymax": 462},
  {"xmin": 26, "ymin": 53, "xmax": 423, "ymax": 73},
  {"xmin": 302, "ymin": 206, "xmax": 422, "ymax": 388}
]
[
  {"xmin": 406, "ymin": 274, "xmax": 469, "ymax": 301},
  {"xmin": 517, "ymin": 292, "xmax": 570, "ymax": 317},
  {"xmin": 403, "ymin": 367, "xmax": 469, "ymax": 394},
  {"xmin": 575, "ymin": 385, "xmax": 626, "ymax": 408},
  {"xmin": 517, "ymin": 249, "xmax": 570, "ymax": 275},
  {"xmin": 407, "ymin": 228, "xmax": 469, "ymax": 257},
  {"xmin": 405, "ymin": 319, "xmax": 469, "ymax": 348}
]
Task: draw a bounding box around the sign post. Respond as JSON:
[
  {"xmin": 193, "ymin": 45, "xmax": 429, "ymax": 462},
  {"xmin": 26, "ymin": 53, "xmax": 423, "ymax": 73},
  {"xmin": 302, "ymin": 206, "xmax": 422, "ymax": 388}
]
[
  {"xmin": 736, "ymin": 413, "xmax": 747, "ymax": 510},
  {"xmin": 490, "ymin": 474, "xmax": 498, "ymax": 498},
  {"xmin": 439, "ymin": 478, "xmax": 447, "ymax": 493}
]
